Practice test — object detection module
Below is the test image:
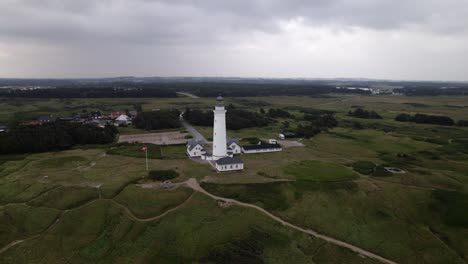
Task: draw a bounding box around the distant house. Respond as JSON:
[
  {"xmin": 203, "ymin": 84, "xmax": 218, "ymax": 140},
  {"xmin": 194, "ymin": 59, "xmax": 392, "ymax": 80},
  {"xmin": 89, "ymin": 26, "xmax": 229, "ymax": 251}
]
[
  {"xmin": 227, "ymin": 138, "xmax": 241, "ymax": 154},
  {"xmin": 88, "ymin": 111, "xmax": 102, "ymax": 120},
  {"xmin": 242, "ymin": 143, "xmax": 282, "ymax": 154},
  {"xmin": 38, "ymin": 116, "xmax": 57, "ymax": 124},
  {"xmin": 187, "ymin": 139, "xmax": 207, "ymax": 157},
  {"xmin": 110, "ymin": 111, "xmax": 127, "ymax": 118},
  {"xmin": 215, "ymin": 157, "xmax": 244, "ymax": 172},
  {"xmin": 115, "ymin": 115, "xmax": 132, "ymax": 126},
  {"xmin": 0, "ymin": 125, "xmax": 8, "ymax": 133}
]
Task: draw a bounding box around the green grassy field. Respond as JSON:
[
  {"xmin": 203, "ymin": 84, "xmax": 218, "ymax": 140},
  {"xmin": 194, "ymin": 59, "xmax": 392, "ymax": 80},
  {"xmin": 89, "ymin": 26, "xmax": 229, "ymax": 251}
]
[{"xmin": 1, "ymin": 95, "xmax": 468, "ymax": 263}]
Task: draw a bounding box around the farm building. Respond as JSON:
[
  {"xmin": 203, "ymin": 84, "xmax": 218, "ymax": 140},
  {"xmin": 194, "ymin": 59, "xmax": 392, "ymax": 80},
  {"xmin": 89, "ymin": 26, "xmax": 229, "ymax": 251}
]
[
  {"xmin": 215, "ymin": 157, "xmax": 244, "ymax": 172},
  {"xmin": 242, "ymin": 143, "xmax": 282, "ymax": 154}
]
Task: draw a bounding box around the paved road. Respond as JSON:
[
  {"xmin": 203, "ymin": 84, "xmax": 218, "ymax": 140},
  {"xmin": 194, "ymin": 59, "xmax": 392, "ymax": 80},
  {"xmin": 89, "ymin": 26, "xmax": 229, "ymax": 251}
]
[
  {"xmin": 176, "ymin": 92, "xmax": 200, "ymax": 99},
  {"xmin": 185, "ymin": 178, "xmax": 398, "ymax": 264},
  {"xmin": 180, "ymin": 113, "xmax": 208, "ymax": 142}
]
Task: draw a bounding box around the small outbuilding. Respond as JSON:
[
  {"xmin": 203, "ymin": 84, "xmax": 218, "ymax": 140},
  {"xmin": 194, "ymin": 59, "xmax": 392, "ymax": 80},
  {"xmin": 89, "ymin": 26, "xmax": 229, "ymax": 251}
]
[{"xmin": 215, "ymin": 157, "xmax": 244, "ymax": 172}]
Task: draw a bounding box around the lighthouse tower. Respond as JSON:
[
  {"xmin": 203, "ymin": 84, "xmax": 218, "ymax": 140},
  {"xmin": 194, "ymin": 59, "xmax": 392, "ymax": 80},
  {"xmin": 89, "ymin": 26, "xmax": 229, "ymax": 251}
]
[{"xmin": 212, "ymin": 95, "xmax": 228, "ymax": 160}]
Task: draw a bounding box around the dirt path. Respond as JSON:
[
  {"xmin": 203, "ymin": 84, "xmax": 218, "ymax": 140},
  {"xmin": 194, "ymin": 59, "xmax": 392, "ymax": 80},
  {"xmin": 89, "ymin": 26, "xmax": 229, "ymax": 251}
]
[
  {"xmin": 0, "ymin": 190, "xmax": 194, "ymax": 255},
  {"xmin": 176, "ymin": 92, "xmax": 200, "ymax": 99},
  {"xmin": 185, "ymin": 178, "xmax": 398, "ymax": 264},
  {"xmin": 110, "ymin": 193, "xmax": 195, "ymax": 222}
]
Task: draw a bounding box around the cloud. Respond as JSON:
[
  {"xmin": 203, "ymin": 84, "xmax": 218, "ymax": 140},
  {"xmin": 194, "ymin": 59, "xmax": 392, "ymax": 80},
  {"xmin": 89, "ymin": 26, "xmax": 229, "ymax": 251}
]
[{"xmin": 0, "ymin": 0, "xmax": 467, "ymax": 80}]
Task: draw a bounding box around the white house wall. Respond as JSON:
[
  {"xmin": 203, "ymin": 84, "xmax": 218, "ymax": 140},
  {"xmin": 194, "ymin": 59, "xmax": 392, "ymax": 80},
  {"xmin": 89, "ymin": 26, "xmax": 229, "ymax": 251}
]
[
  {"xmin": 216, "ymin": 163, "xmax": 244, "ymax": 171},
  {"xmin": 241, "ymin": 148, "xmax": 282, "ymax": 154}
]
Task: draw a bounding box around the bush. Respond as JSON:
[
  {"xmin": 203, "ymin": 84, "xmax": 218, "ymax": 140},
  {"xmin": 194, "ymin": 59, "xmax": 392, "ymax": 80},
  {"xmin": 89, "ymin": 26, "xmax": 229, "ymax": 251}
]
[
  {"xmin": 352, "ymin": 161, "xmax": 376, "ymax": 175},
  {"xmin": 348, "ymin": 108, "xmax": 382, "ymax": 119},
  {"xmin": 148, "ymin": 170, "xmax": 179, "ymax": 181},
  {"xmin": 184, "ymin": 134, "xmax": 193, "ymax": 139}
]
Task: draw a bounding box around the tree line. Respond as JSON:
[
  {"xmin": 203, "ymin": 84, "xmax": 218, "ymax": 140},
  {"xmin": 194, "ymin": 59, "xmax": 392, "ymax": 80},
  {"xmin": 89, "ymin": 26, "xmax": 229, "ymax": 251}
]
[
  {"xmin": 133, "ymin": 110, "xmax": 181, "ymax": 130},
  {"xmin": 184, "ymin": 107, "xmax": 272, "ymax": 130},
  {"xmin": 0, "ymin": 123, "xmax": 118, "ymax": 154},
  {"xmin": 395, "ymin": 113, "xmax": 456, "ymax": 126},
  {"xmin": 0, "ymin": 87, "xmax": 177, "ymax": 98}
]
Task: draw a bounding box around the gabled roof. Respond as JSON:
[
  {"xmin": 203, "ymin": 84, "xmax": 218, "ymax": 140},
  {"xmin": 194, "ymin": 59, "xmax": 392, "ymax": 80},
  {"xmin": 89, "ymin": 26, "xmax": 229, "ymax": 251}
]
[
  {"xmin": 227, "ymin": 138, "xmax": 240, "ymax": 146},
  {"xmin": 216, "ymin": 157, "xmax": 243, "ymax": 165},
  {"xmin": 115, "ymin": 115, "xmax": 130, "ymax": 121},
  {"xmin": 187, "ymin": 138, "xmax": 206, "ymax": 151},
  {"xmin": 242, "ymin": 143, "xmax": 282, "ymax": 151}
]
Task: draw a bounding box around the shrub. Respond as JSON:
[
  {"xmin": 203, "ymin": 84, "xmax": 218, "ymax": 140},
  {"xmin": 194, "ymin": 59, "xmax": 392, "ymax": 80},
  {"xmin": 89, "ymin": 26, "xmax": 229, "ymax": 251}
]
[
  {"xmin": 352, "ymin": 161, "xmax": 376, "ymax": 175},
  {"xmin": 148, "ymin": 170, "xmax": 179, "ymax": 181},
  {"xmin": 348, "ymin": 108, "xmax": 382, "ymax": 119}
]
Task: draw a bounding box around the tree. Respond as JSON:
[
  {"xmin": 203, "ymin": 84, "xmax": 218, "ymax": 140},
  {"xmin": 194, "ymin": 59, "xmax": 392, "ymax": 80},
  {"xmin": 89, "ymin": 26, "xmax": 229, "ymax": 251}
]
[{"xmin": 133, "ymin": 110, "xmax": 181, "ymax": 130}]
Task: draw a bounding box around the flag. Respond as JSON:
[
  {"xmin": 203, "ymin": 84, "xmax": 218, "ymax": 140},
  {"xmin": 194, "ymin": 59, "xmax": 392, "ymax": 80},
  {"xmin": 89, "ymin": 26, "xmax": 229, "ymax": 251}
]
[{"xmin": 140, "ymin": 146, "xmax": 147, "ymax": 152}]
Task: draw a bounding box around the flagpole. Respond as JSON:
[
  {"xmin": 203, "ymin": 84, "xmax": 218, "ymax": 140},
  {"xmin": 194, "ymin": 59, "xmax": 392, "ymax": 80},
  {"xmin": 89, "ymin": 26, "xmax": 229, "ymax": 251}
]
[{"xmin": 145, "ymin": 148, "xmax": 148, "ymax": 171}]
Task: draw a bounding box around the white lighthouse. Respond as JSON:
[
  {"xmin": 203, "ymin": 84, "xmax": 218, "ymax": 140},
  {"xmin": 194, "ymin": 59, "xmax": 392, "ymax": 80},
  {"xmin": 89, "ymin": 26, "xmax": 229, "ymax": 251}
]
[{"xmin": 212, "ymin": 95, "xmax": 228, "ymax": 160}]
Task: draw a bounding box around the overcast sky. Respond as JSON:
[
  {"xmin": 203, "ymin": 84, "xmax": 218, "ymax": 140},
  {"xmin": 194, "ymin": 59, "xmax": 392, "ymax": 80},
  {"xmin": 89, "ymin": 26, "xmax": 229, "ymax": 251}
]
[{"xmin": 0, "ymin": 0, "xmax": 467, "ymax": 81}]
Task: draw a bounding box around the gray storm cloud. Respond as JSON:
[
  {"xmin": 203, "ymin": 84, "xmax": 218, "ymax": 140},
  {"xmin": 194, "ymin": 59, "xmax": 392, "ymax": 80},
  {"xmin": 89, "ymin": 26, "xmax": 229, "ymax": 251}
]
[{"xmin": 0, "ymin": 0, "xmax": 467, "ymax": 80}]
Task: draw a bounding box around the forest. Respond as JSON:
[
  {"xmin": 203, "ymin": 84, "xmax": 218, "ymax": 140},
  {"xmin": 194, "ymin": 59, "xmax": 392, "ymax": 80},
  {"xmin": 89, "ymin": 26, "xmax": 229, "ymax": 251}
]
[
  {"xmin": 132, "ymin": 110, "xmax": 181, "ymax": 130},
  {"xmin": 0, "ymin": 123, "xmax": 118, "ymax": 154}
]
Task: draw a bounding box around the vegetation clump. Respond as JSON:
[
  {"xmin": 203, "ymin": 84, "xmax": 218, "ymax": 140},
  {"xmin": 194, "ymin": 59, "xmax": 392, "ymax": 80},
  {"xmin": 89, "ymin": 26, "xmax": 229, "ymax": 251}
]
[
  {"xmin": 133, "ymin": 110, "xmax": 181, "ymax": 130},
  {"xmin": 148, "ymin": 169, "xmax": 179, "ymax": 181},
  {"xmin": 352, "ymin": 161, "xmax": 376, "ymax": 175},
  {"xmin": 395, "ymin": 113, "xmax": 455, "ymax": 126},
  {"xmin": 348, "ymin": 108, "xmax": 382, "ymax": 119},
  {"xmin": 0, "ymin": 123, "xmax": 118, "ymax": 154},
  {"xmin": 266, "ymin": 108, "xmax": 292, "ymax": 118},
  {"xmin": 296, "ymin": 113, "xmax": 338, "ymax": 138}
]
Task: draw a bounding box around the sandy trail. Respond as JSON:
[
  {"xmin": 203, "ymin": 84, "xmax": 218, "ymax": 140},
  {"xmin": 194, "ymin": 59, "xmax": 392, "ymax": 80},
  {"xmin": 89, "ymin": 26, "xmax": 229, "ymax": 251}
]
[{"xmin": 185, "ymin": 178, "xmax": 398, "ymax": 264}]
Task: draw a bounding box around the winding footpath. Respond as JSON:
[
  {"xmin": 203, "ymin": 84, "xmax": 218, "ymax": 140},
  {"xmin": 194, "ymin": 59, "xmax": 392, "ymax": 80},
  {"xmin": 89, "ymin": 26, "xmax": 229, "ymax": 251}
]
[
  {"xmin": 185, "ymin": 178, "xmax": 398, "ymax": 264},
  {"xmin": 1, "ymin": 178, "xmax": 397, "ymax": 264}
]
